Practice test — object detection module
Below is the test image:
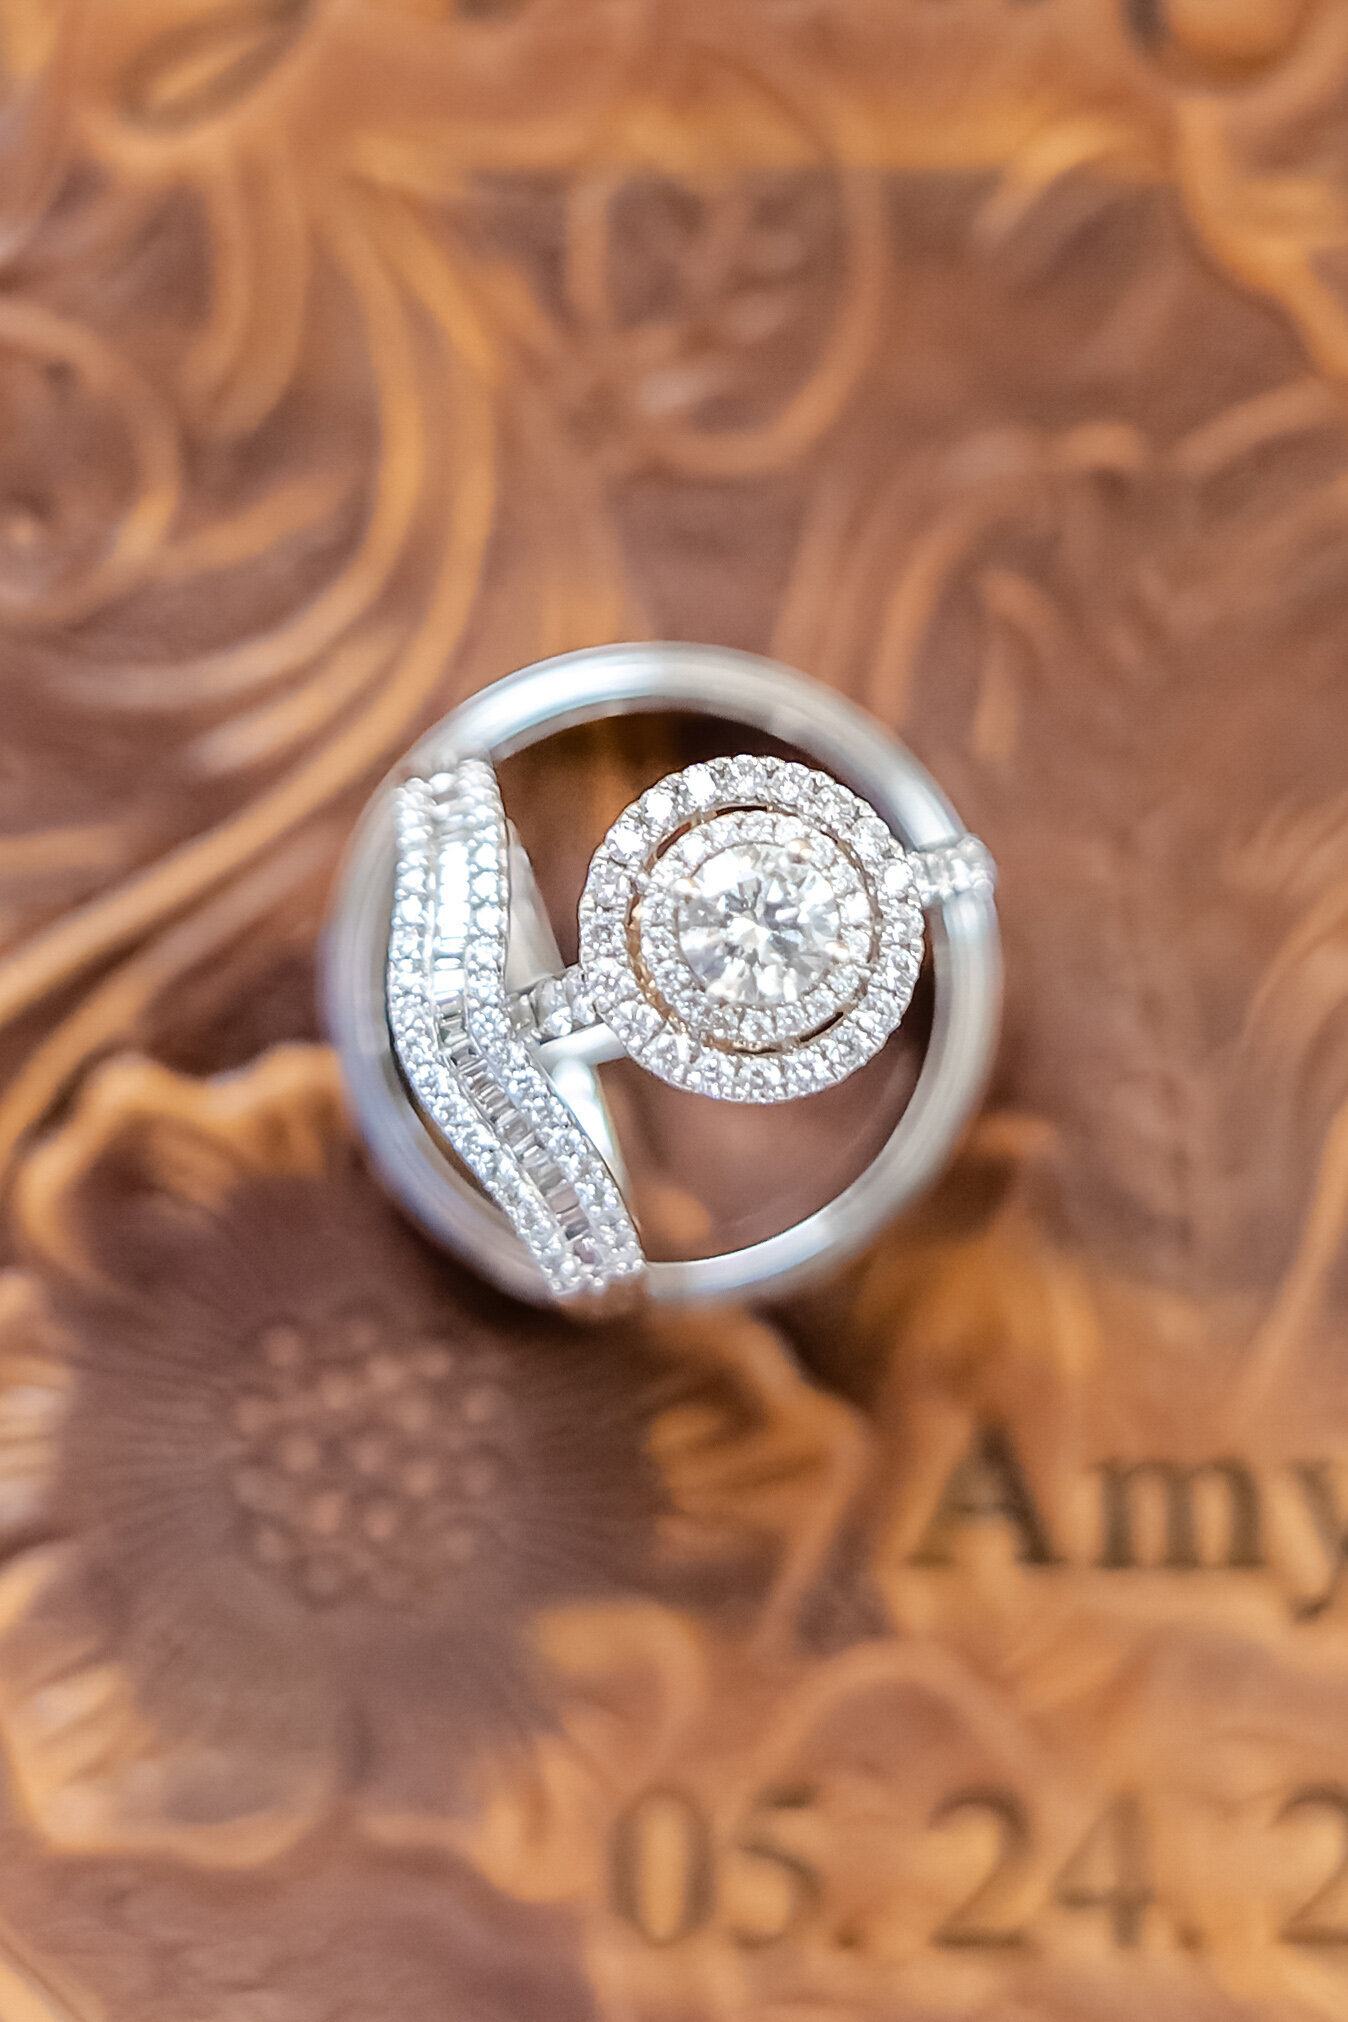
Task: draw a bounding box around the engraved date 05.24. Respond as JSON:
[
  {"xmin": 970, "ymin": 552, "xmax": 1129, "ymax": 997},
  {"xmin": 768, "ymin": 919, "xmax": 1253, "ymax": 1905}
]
[{"xmin": 605, "ymin": 1781, "xmax": 1348, "ymax": 1960}]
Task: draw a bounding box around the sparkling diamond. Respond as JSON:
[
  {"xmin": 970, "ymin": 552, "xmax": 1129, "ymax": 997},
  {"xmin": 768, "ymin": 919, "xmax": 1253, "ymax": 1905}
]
[{"xmin": 675, "ymin": 841, "xmax": 845, "ymax": 1007}]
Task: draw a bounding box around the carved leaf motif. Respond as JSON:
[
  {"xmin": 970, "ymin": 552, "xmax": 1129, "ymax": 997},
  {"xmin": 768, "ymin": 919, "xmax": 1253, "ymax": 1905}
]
[{"xmin": 116, "ymin": 0, "xmax": 311, "ymax": 132}]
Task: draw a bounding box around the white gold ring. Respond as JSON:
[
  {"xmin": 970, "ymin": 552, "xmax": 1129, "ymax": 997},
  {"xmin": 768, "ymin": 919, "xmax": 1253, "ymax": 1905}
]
[{"xmin": 323, "ymin": 643, "xmax": 1001, "ymax": 1311}]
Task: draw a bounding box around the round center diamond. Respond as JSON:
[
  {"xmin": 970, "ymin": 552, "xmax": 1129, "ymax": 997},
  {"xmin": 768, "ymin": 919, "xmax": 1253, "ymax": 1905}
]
[{"xmin": 675, "ymin": 841, "xmax": 843, "ymax": 1007}]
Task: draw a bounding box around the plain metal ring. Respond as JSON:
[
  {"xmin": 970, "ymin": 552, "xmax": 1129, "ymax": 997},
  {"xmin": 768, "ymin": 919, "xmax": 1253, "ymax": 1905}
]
[{"xmin": 322, "ymin": 642, "xmax": 1002, "ymax": 1307}]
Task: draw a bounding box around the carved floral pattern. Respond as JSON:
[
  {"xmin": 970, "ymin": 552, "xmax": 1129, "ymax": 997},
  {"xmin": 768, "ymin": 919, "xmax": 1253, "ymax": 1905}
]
[
  {"xmin": 0, "ymin": 1043, "xmax": 870, "ymax": 1876},
  {"xmin": 0, "ymin": 0, "xmax": 1347, "ymax": 2014}
]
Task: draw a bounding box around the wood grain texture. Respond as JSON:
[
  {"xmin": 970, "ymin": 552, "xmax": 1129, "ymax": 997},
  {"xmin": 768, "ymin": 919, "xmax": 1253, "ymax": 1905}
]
[{"xmin": 0, "ymin": 0, "xmax": 1347, "ymax": 2015}]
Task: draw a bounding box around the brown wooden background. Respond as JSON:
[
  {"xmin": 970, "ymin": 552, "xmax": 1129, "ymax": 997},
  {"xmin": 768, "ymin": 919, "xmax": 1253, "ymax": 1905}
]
[{"xmin": 1, "ymin": 0, "xmax": 1348, "ymax": 2015}]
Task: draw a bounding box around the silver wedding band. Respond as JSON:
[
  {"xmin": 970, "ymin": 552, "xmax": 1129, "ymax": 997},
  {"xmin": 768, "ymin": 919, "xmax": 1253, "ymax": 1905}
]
[{"xmin": 323, "ymin": 643, "xmax": 1001, "ymax": 1310}]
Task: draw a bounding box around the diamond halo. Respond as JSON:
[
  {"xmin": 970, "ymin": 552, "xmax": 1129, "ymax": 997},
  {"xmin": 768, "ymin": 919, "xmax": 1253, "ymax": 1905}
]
[{"xmin": 578, "ymin": 755, "xmax": 926, "ymax": 1102}]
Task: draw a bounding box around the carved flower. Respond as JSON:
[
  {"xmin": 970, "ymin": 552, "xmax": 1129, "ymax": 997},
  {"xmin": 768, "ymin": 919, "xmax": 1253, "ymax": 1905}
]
[{"xmin": 0, "ymin": 1043, "xmax": 867, "ymax": 1868}]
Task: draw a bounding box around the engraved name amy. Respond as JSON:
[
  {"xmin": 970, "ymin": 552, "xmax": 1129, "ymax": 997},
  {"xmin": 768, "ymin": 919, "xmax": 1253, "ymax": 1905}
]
[{"xmin": 900, "ymin": 1423, "xmax": 1348, "ymax": 1621}]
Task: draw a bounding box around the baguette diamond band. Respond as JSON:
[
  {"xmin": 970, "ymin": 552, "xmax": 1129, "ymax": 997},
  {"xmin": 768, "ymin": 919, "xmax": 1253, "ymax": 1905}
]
[{"xmin": 387, "ymin": 762, "xmax": 644, "ymax": 1304}]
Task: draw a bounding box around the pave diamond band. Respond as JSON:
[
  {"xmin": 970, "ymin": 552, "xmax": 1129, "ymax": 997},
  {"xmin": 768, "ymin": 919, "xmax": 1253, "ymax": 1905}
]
[{"xmin": 387, "ymin": 760, "xmax": 644, "ymax": 1305}]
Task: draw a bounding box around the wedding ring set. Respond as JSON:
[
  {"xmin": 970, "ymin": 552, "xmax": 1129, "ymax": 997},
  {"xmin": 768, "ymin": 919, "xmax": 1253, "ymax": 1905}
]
[{"xmin": 324, "ymin": 644, "xmax": 1000, "ymax": 1311}]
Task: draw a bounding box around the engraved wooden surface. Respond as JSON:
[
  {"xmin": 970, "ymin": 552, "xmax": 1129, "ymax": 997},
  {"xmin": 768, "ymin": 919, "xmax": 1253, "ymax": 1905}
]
[{"xmin": 1, "ymin": 1, "xmax": 1348, "ymax": 2015}]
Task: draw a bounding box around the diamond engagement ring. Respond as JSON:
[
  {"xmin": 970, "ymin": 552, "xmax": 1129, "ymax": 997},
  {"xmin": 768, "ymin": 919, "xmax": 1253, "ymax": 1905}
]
[{"xmin": 324, "ymin": 644, "xmax": 1001, "ymax": 1312}]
